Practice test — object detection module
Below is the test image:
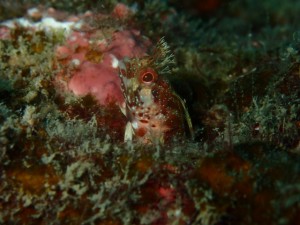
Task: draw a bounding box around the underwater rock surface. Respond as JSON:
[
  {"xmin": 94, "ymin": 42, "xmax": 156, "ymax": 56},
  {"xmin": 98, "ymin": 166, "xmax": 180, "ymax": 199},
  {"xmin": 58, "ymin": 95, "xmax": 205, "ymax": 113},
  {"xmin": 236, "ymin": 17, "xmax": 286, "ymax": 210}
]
[{"xmin": 0, "ymin": 0, "xmax": 300, "ymax": 224}]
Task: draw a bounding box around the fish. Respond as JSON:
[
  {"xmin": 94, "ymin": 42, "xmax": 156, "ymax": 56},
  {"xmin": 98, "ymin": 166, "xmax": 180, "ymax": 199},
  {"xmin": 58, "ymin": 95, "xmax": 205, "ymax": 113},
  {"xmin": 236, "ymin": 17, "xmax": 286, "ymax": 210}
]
[{"xmin": 118, "ymin": 38, "xmax": 193, "ymax": 144}]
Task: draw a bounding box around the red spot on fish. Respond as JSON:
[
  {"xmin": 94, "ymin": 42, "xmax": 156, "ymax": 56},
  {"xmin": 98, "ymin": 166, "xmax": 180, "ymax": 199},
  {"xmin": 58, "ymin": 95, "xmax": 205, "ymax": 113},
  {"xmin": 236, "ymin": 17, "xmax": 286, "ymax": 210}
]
[{"xmin": 136, "ymin": 127, "xmax": 147, "ymax": 137}]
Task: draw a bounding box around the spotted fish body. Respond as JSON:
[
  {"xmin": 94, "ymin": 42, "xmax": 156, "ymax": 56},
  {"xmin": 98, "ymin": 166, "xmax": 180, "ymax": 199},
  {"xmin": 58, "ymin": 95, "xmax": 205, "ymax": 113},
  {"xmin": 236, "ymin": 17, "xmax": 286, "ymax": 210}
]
[{"xmin": 118, "ymin": 39, "xmax": 193, "ymax": 144}]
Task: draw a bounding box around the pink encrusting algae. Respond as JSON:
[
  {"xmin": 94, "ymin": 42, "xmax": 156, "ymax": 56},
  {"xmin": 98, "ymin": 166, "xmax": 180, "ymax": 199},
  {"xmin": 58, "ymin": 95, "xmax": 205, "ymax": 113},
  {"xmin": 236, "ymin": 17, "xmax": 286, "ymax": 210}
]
[{"xmin": 56, "ymin": 29, "xmax": 152, "ymax": 105}]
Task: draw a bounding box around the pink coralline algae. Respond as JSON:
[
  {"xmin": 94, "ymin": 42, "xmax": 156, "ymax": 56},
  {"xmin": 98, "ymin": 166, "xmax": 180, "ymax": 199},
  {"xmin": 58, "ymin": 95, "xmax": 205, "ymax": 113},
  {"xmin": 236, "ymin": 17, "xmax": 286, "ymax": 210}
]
[
  {"xmin": 0, "ymin": 26, "xmax": 11, "ymax": 40},
  {"xmin": 56, "ymin": 28, "xmax": 152, "ymax": 105},
  {"xmin": 112, "ymin": 3, "xmax": 133, "ymax": 19}
]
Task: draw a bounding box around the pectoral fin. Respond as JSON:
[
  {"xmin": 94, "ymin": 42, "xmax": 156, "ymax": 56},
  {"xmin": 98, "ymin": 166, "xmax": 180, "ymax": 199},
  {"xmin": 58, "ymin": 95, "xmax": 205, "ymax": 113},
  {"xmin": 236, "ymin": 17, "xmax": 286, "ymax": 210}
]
[
  {"xmin": 173, "ymin": 92, "xmax": 194, "ymax": 140},
  {"xmin": 124, "ymin": 122, "xmax": 134, "ymax": 142}
]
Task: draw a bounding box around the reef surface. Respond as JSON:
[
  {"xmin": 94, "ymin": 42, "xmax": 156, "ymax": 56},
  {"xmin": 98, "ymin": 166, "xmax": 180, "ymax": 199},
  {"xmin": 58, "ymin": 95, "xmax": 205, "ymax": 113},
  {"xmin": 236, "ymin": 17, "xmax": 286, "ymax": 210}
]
[{"xmin": 0, "ymin": 0, "xmax": 300, "ymax": 224}]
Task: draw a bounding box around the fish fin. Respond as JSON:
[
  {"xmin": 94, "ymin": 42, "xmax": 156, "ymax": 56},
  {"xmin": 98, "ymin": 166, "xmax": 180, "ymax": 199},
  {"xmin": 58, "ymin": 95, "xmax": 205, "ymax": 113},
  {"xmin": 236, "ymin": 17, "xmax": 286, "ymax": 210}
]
[
  {"xmin": 119, "ymin": 103, "xmax": 126, "ymax": 116},
  {"xmin": 173, "ymin": 92, "xmax": 194, "ymax": 140},
  {"xmin": 124, "ymin": 122, "xmax": 134, "ymax": 142}
]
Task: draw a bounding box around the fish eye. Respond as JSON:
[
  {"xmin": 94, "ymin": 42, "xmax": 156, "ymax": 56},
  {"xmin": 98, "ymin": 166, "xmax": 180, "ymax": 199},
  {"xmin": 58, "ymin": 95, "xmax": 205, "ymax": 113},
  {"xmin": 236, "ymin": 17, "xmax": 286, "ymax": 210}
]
[
  {"xmin": 142, "ymin": 72, "xmax": 154, "ymax": 82},
  {"xmin": 140, "ymin": 69, "xmax": 157, "ymax": 84}
]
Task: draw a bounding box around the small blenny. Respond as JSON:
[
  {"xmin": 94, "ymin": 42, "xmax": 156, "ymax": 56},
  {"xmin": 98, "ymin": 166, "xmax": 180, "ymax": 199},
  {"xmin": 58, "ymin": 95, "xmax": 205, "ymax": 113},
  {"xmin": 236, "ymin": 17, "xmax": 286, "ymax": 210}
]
[{"xmin": 118, "ymin": 38, "xmax": 193, "ymax": 144}]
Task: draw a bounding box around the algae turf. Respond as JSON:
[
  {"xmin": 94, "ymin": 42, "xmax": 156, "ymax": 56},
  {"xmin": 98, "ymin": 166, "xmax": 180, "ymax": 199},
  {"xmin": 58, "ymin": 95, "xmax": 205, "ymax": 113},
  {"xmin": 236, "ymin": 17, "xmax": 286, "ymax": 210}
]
[{"xmin": 0, "ymin": 0, "xmax": 300, "ymax": 224}]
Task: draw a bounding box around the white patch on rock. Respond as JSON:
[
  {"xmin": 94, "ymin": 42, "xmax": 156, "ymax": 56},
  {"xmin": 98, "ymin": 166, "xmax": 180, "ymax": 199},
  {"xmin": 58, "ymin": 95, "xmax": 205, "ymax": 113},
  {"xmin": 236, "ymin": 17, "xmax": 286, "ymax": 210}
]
[
  {"xmin": 1, "ymin": 16, "xmax": 82, "ymax": 37},
  {"xmin": 110, "ymin": 54, "xmax": 119, "ymax": 68}
]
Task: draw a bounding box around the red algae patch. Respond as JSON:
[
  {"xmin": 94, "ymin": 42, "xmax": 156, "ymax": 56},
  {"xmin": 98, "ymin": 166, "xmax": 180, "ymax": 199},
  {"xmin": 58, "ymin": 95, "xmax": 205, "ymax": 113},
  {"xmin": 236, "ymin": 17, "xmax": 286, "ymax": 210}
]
[{"xmin": 55, "ymin": 26, "xmax": 151, "ymax": 106}]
